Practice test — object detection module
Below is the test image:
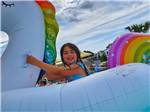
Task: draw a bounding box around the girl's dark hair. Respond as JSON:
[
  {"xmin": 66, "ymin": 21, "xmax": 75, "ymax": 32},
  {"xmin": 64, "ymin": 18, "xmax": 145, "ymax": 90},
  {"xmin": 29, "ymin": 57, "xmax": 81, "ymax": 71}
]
[{"xmin": 60, "ymin": 43, "xmax": 89, "ymax": 75}]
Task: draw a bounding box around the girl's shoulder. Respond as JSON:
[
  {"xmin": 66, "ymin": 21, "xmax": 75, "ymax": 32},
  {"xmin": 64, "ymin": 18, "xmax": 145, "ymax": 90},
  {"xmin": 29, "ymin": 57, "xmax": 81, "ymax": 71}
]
[
  {"xmin": 63, "ymin": 65, "xmax": 71, "ymax": 70},
  {"xmin": 77, "ymin": 61, "xmax": 89, "ymax": 76},
  {"xmin": 76, "ymin": 61, "xmax": 84, "ymax": 68}
]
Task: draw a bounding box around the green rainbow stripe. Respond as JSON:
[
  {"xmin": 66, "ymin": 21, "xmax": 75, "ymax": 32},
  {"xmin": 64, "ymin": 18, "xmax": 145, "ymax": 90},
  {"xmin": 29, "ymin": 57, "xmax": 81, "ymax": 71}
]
[{"xmin": 134, "ymin": 42, "xmax": 150, "ymax": 62}]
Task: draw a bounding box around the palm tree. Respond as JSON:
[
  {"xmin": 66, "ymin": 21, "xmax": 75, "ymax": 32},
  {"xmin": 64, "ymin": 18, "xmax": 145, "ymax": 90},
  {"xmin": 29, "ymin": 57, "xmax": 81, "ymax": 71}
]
[
  {"xmin": 143, "ymin": 21, "xmax": 150, "ymax": 33},
  {"xmin": 125, "ymin": 26, "xmax": 132, "ymax": 32},
  {"xmin": 125, "ymin": 21, "xmax": 150, "ymax": 33}
]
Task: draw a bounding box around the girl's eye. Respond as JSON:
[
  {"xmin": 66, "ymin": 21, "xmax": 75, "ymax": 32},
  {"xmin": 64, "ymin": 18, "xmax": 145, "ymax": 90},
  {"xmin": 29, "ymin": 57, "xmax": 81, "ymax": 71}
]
[
  {"xmin": 63, "ymin": 52, "xmax": 68, "ymax": 55},
  {"xmin": 71, "ymin": 51, "xmax": 76, "ymax": 54},
  {"xmin": 2, "ymin": 1, "xmax": 15, "ymax": 7}
]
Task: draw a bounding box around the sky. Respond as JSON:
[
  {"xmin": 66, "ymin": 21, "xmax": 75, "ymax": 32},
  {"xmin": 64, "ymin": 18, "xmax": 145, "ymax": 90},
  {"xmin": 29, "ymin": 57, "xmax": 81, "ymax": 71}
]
[
  {"xmin": 50, "ymin": 0, "xmax": 150, "ymax": 60},
  {"xmin": 1, "ymin": 0, "xmax": 150, "ymax": 60}
]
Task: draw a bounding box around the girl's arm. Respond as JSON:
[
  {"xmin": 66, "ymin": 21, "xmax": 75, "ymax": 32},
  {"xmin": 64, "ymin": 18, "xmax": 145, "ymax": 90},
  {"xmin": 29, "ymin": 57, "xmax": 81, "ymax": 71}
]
[
  {"xmin": 26, "ymin": 55, "xmax": 62, "ymax": 75},
  {"xmin": 26, "ymin": 55, "xmax": 86, "ymax": 80}
]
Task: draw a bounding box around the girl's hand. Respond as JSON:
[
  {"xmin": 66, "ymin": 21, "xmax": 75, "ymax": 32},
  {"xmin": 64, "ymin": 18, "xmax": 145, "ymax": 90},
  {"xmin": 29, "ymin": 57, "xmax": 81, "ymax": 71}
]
[{"xmin": 26, "ymin": 55, "xmax": 37, "ymax": 64}]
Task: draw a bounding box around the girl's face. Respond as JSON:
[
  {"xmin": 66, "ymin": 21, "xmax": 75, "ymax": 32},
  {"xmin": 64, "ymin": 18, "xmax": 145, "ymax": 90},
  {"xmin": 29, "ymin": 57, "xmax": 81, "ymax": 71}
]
[{"xmin": 62, "ymin": 46, "xmax": 77, "ymax": 65}]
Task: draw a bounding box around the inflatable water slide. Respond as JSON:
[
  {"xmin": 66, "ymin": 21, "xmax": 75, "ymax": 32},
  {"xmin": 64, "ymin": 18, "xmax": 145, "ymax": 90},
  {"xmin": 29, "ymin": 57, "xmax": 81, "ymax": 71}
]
[{"xmin": 1, "ymin": 1, "xmax": 150, "ymax": 111}]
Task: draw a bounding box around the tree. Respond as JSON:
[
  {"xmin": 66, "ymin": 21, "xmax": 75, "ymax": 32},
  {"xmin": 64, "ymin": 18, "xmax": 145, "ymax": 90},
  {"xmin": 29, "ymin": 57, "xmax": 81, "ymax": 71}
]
[
  {"xmin": 143, "ymin": 21, "xmax": 150, "ymax": 33},
  {"xmin": 99, "ymin": 51, "xmax": 107, "ymax": 62},
  {"xmin": 125, "ymin": 21, "xmax": 150, "ymax": 33}
]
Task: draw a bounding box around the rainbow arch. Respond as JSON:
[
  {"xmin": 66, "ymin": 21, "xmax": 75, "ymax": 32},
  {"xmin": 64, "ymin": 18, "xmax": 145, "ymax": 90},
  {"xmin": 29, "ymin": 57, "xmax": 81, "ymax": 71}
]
[{"xmin": 108, "ymin": 33, "xmax": 150, "ymax": 68}]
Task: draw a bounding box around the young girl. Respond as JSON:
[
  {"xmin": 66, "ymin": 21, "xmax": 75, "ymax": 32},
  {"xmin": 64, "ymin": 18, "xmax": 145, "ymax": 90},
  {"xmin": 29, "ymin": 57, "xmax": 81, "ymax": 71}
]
[
  {"xmin": 60, "ymin": 43, "xmax": 89, "ymax": 82},
  {"xmin": 26, "ymin": 43, "xmax": 89, "ymax": 82}
]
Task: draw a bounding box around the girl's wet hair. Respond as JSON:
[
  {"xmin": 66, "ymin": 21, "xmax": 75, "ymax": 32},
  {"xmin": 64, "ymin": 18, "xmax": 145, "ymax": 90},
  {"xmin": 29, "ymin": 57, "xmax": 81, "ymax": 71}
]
[{"xmin": 60, "ymin": 43, "xmax": 89, "ymax": 75}]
